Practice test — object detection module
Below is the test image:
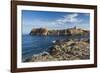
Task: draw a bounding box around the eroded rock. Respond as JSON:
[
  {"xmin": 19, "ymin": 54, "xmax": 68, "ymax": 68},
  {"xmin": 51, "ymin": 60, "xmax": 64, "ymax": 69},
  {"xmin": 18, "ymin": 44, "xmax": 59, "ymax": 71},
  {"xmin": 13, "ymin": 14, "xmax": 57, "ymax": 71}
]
[{"xmin": 24, "ymin": 39, "xmax": 90, "ymax": 62}]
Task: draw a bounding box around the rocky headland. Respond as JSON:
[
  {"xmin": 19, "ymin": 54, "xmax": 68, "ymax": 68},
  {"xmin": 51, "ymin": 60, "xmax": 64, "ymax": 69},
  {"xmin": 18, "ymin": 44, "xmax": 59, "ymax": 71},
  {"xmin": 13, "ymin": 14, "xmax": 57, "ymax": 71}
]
[
  {"xmin": 30, "ymin": 26, "xmax": 89, "ymax": 36},
  {"xmin": 24, "ymin": 38, "xmax": 90, "ymax": 62}
]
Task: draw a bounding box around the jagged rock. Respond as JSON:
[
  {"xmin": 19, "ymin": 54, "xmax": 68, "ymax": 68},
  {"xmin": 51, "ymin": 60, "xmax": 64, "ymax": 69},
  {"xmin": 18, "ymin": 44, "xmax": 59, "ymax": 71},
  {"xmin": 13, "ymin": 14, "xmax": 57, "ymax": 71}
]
[
  {"xmin": 30, "ymin": 28, "xmax": 48, "ymax": 35},
  {"xmin": 25, "ymin": 38, "xmax": 90, "ymax": 62}
]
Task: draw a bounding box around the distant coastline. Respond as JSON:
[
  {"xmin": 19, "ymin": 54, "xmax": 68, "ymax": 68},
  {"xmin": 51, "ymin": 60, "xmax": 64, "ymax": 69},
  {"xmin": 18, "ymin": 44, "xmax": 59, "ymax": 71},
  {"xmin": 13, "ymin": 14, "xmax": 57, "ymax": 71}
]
[{"xmin": 30, "ymin": 26, "xmax": 89, "ymax": 36}]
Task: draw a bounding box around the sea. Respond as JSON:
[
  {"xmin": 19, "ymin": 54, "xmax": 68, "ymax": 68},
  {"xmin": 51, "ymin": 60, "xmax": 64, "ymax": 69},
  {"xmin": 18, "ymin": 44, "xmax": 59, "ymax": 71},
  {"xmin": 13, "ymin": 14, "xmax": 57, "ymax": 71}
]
[{"xmin": 22, "ymin": 34, "xmax": 89, "ymax": 62}]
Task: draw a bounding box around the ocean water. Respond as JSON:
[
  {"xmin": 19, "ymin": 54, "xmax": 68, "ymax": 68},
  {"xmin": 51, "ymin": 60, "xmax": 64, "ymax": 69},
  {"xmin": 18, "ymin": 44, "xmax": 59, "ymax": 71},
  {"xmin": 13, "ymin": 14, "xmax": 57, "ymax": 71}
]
[{"xmin": 22, "ymin": 34, "xmax": 89, "ymax": 61}]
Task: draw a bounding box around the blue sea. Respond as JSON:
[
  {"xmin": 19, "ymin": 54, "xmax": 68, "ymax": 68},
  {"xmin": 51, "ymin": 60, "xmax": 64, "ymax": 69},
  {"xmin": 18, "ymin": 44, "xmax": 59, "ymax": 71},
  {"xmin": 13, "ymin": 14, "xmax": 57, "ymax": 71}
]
[{"xmin": 22, "ymin": 34, "xmax": 89, "ymax": 61}]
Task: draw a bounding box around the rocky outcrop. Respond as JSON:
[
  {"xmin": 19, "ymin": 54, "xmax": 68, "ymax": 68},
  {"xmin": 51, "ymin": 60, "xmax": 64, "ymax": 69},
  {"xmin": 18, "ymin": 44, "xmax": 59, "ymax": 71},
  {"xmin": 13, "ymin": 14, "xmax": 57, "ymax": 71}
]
[
  {"xmin": 30, "ymin": 28, "xmax": 48, "ymax": 36},
  {"xmin": 66, "ymin": 27, "xmax": 89, "ymax": 36},
  {"xmin": 24, "ymin": 38, "xmax": 90, "ymax": 62},
  {"xmin": 30, "ymin": 27, "xmax": 89, "ymax": 36},
  {"xmin": 49, "ymin": 39, "xmax": 90, "ymax": 60}
]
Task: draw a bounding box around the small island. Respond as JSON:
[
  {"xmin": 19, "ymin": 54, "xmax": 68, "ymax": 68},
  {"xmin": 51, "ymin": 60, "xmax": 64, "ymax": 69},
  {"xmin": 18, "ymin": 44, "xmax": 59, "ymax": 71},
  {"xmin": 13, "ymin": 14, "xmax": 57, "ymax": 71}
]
[
  {"xmin": 24, "ymin": 27, "xmax": 90, "ymax": 62},
  {"xmin": 30, "ymin": 26, "xmax": 89, "ymax": 36}
]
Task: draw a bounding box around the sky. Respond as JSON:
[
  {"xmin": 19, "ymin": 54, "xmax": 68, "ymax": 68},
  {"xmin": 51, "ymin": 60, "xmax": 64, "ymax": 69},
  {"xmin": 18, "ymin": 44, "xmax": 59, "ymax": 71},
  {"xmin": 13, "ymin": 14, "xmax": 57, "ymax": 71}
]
[{"xmin": 22, "ymin": 10, "xmax": 90, "ymax": 34}]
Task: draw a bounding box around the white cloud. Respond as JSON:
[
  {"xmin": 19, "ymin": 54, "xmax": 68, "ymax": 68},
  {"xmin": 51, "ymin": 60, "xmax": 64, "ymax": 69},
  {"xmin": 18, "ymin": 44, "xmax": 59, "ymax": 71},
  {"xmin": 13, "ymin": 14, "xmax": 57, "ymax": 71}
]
[
  {"xmin": 84, "ymin": 13, "xmax": 90, "ymax": 16},
  {"xmin": 64, "ymin": 13, "xmax": 79, "ymax": 22},
  {"xmin": 52, "ymin": 13, "xmax": 82, "ymax": 25}
]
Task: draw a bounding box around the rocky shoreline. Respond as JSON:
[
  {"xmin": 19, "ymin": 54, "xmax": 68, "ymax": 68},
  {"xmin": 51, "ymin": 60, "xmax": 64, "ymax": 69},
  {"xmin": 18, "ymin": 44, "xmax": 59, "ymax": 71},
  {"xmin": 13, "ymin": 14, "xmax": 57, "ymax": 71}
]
[{"xmin": 24, "ymin": 38, "xmax": 90, "ymax": 62}]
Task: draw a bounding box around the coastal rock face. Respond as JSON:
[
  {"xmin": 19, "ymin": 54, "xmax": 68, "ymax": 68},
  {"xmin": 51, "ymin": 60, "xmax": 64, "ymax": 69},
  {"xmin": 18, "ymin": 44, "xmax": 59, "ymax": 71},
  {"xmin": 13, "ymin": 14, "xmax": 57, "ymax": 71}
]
[
  {"xmin": 30, "ymin": 27, "xmax": 89, "ymax": 36},
  {"xmin": 30, "ymin": 28, "xmax": 48, "ymax": 35},
  {"xmin": 24, "ymin": 39, "xmax": 90, "ymax": 62},
  {"xmin": 49, "ymin": 39, "xmax": 90, "ymax": 60},
  {"xmin": 67, "ymin": 27, "xmax": 89, "ymax": 36}
]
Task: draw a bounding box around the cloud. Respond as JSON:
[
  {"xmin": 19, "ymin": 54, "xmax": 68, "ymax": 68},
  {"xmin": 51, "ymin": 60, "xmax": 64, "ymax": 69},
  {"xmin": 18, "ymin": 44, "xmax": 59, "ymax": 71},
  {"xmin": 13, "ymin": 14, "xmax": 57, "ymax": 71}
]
[
  {"xmin": 84, "ymin": 13, "xmax": 90, "ymax": 16},
  {"xmin": 51, "ymin": 13, "xmax": 82, "ymax": 25}
]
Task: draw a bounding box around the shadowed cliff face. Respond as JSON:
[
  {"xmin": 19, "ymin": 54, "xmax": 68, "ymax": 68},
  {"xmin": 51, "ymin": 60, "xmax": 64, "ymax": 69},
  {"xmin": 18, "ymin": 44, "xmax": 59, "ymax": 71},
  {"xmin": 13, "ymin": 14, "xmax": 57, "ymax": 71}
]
[
  {"xmin": 30, "ymin": 27, "xmax": 89, "ymax": 36},
  {"xmin": 30, "ymin": 28, "xmax": 48, "ymax": 36}
]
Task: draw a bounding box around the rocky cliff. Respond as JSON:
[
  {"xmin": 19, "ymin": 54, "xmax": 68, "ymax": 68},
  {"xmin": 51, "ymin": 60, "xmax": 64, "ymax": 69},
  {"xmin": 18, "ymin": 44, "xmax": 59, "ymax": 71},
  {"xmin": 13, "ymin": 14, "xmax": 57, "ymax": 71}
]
[
  {"xmin": 30, "ymin": 28, "xmax": 48, "ymax": 36},
  {"xmin": 30, "ymin": 27, "xmax": 89, "ymax": 36}
]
